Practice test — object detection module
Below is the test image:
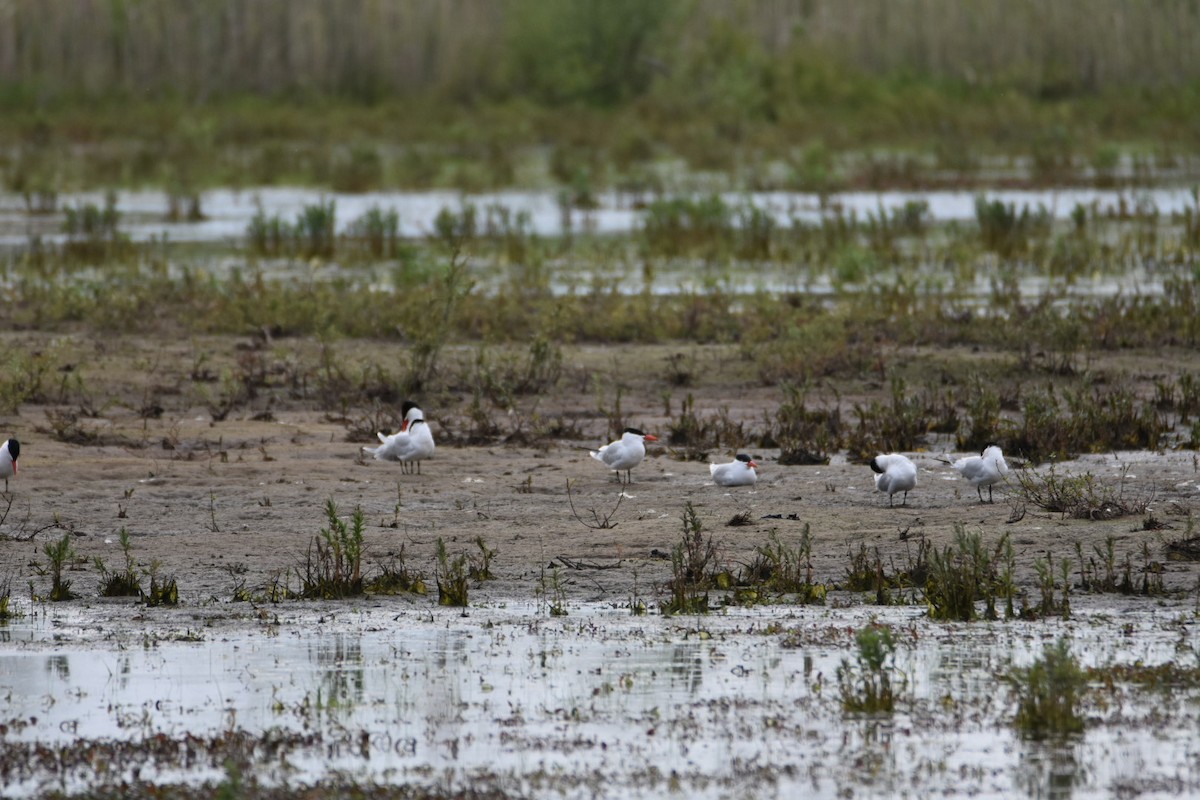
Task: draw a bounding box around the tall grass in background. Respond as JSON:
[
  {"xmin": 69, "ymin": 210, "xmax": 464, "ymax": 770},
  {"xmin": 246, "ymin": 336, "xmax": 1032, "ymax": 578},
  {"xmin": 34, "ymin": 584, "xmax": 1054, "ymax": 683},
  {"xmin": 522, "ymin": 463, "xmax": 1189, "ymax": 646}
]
[
  {"xmin": 0, "ymin": 1, "xmax": 1197, "ymax": 195},
  {"xmin": 2, "ymin": 0, "xmax": 1196, "ymax": 103}
]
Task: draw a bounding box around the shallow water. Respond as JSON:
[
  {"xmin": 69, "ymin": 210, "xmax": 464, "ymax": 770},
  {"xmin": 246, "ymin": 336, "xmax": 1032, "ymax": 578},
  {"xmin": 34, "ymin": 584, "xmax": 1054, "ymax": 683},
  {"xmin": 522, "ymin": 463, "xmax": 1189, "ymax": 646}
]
[
  {"xmin": 1, "ymin": 185, "xmax": 1195, "ymax": 245},
  {"xmin": 3, "ymin": 599, "xmax": 1199, "ymax": 798}
]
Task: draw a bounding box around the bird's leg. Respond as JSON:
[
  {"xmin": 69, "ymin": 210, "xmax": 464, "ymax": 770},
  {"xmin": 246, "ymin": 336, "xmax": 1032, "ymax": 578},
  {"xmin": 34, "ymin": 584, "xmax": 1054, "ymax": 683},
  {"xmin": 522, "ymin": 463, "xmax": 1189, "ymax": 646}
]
[
  {"xmin": 987, "ymin": 485, "xmax": 994, "ymax": 504},
  {"xmin": 977, "ymin": 486, "xmax": 984, "ymax": 503}
]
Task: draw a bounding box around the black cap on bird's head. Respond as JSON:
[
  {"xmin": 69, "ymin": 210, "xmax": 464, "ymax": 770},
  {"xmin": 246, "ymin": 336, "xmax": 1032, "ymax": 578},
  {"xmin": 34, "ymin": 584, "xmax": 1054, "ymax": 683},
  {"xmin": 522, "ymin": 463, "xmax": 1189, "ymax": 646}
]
[
  {"xmin": 4, "ymin": 438, "xmax": 17, "ymax": 460},
  {"xmin": 869, "ymin": 457, "xmax": 883, "ymax": 474},
  {"xmin": 623, "ymin": 427, "xmax": 645, "ymax": 436},
  {"xmin": 401, "ymin": 400, "xmax": 420, "ymax": 415},
  {"xmin": 736, "ymin": 454, "xmax": 753, "ymax": 463}
]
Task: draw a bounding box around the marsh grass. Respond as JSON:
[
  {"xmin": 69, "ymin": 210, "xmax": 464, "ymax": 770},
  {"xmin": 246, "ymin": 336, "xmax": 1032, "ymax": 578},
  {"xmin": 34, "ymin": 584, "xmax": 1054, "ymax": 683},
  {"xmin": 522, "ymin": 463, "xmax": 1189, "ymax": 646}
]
[
  {"xmin": 1029, "ymin": 551, "xmax": 1072, "ymax": 620},
  {"xmin": 95, "ymin": 527, "xmax": 142, "ymax": 598},
  {"xmin": 61, "ymin": 191, "xmax": 134, "ymax": 263},
  {"xmin": 41, "ymin": 532, "xmax": 76, "ymax": 601},
  {"xmin": 537, "ymin": 565, "xmax": 569, "ymax": 617},
  {"xmin": 741, "ymin": 528, "xmax": 826, "ymax": 604},
  {"xmin": 1013, "ymin": 464, "xmax": 1152, "ymax": 520},
  {"xmin": 838, "ymin": 625, "xmax": 906, "ymax": 715},
  {"xmin": 662, "ymin": 502, "xmax": 718, "ymax": 615},
  {"xmin": 1009, "ymin": 639, "xmax": 1087, "ymax": 740},
  {"xmin": 299, "ymin": 500, "xmax": 365, "ymax": 599},
  {"xmin": 843, "ymin": 540, "xmax": 929, "ymax": 605},
  {"xmin": 923, "ymin": 526, "xmax": 1012, "ymax": 622},
  {"xmin": 1073, "ymin": 535, "xmax": 1159, "ymax": 595},
  {"xmin": 468, "ymin": 536, "xmax": 497, "ymax": 581},
  {"xmin": 772, "ymin": 384, "xmax": 839, "ymax": 466},
  {"xmin": 0, "ymin": 574, "xmax": 14, "ymax": 620},
  {"xmin": 142, "ymin": 562, "xmax": 179, "ymax": 607},
  {"xmin": 365, "ymin": 547, "xmax": 427, "ymax": 596},
  {"xmin": 435, "ymin": 538, "xmax": 470, "ymax": 607},
  {"xmin": 846, "ymin": 378, "xmax": 953, "ymax": 457}
]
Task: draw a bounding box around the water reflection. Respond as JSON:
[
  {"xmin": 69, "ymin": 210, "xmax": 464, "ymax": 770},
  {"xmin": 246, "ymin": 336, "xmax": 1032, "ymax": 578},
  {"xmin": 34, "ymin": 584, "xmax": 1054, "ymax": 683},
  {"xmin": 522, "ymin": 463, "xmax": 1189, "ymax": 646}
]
[
  {"xmin": 0, "ymin": 604, "xmax": 1196, "ymax": 799},
  {"xmin": 1015, "ymin": 739, "xmax": 1086, "ymax": 800},
  {"xmin": 310, "ymin": 633, "xmax": 364, "ymax": 709}
]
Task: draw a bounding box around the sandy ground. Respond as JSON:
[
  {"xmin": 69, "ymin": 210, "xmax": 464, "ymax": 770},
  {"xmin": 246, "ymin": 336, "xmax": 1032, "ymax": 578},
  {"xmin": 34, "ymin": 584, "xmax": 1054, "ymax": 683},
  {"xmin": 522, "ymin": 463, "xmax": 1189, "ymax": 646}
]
[{"xmin": 2, "ymin": 406, "xmax": 1197, "ymax": 611}]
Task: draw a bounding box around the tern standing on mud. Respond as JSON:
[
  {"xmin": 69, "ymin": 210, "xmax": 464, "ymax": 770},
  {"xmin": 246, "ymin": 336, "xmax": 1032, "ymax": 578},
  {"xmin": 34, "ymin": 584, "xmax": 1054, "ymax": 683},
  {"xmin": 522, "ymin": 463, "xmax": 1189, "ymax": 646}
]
[
  {"xmin": 0, "ymin": 438, "xmax": 17, "ymax": 492},
  {"xmin": 870, "ymin": 452, "xmax": 917, "ymax": 507},
  {"xmin": 363, "ymin": 402, "xmax": 435, "ymax": 474},
  {"xmin": 591, "ymin": 428, "xmax": 657, "ymax": 484},
  {"xmin": 952, "ymin": 444, "xmax": 1010, "ymax": 503}
]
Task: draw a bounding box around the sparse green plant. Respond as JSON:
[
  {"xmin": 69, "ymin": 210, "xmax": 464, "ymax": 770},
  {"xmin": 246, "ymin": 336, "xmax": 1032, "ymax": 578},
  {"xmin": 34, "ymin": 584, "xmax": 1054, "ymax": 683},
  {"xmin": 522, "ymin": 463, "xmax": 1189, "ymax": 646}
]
[
  {"xmin": 1028, "ymin": 551, "xmax": 1072, "ymax": 620},
  {"xmin": 629, "ymin": 566, "xmax": 647, "ymax": 616},
  {"xmin": 435, "ymin": 537, "xmax": 469, "ymax": 607},
  {"xmin": 468, "ymin": 536, "xmax": 497, "ymax": 581},
  {"xmin": 744, "ymin": 527, "xmax": 826, "ymax": 604},
  {"xmin": 923, "ymin": 526, "xmax": 1009, "ymax": 622},
  {"xmin": 95, "ymin": 528, "xmax": 142, "ymax": 597},
  {"xmin": 1013, "ymin": 463, "xmax": 1152, "ymax": 520},
  {"xmin": 42, "ymin": 533, "xmax": 76, "ymax": 601},
  {"xmin": 365, "ymin": 547, "xmax": 428, "ymax": 596},
  {"xmin": 537, "ymin": 565, "xmax": 569, "ymax": 617},
  {"xmin": 842, "ymin": 541, "xmax": 922, "ymax": 605},
  {"xmin": 662, "ymin": 502, "xmax": 718, "ymax": 615},
  {"xmin": 975, "ymin": 196, "xmax": 1051, "ymax": 258},
  {"xmin": 772, "ymin": 383, "xmax": 839, "ymax": 465},
  {"xmin": 295, "ymin": 199, "xmax": 336, "ymax": 259},
  {"xmin": 299, "ymin": 500, "xmax": 365, "ymax": 599},
  {"xmin": 142, "ymin": 560, "xmax": 179, "ymax": 606},
  {"xmin": 0, "ymin": 574, "xmax": 15, "ymax": 620},
  {"xmin": 1009, "ymin": 639, "xmax": 1087, "ymax": 740}
]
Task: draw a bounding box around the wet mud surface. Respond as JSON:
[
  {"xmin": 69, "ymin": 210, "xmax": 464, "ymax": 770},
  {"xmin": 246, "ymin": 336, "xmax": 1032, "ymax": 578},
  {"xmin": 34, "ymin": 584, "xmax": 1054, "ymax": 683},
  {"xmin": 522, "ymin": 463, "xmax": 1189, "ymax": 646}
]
[{"xmin": 1, "ymin": 334, "xmax": 1200, "ymax": 798}]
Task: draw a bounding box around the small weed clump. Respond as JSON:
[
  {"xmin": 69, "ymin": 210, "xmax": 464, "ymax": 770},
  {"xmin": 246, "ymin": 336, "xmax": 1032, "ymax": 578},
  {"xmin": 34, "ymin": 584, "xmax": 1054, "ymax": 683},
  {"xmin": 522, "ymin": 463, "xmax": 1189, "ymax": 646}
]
[
  {"xmin": 842, "ymin": 540, "xmax": 929, "ymax": 605},
  {"xmin": 923, "ymin": 526, "xmax": 1012, "ymax": 622},
  {"xmin": 299, "ymin": 500, "xmax": 365, "ymax": 599},
  {"xmin": 662, "ymin": 503, "xmax": 719, "ymax": 615},
  {"xmin": 0, "ymin": 575, "xmax": 14, "ymax": 620},
  {"xmin": 468, "ymin": 536, "xmax": 497, "ymax": 581},
  {"xmin": 41, "ymin": 533, "xmax": 77, "ymax": 602},
  {"xmin": 95, "ymin": 528, "xmax": 142, "ymax": 597},
  {"xmin": 1013, "ymin": 464, "xmax": 1151, "ymax": 520},
  {"xmin": 435, "ymin": 537, "xmax": 470, "ymax": 607},
  {"xmin": 1074, "ymin": 535, "xmax": 1144, "ymax": 595},
  {"xmin": 1028, "ymin": 551, "xmax": 1073, "ymax": 620},
  {"xmin": 142, "ymin": 563, "xmax": 180, "ymax": 607},
  {"xmin": 771, "ymin": 384, "xmax": 840, "ymax": 465},
  {"xmin": 365, "ymin": 547, "xmax": 427, "ymax": 596},
  {"xmin": 837, "ymin": 624, "xmax": 906, "ymax": 715},
  {"xmin": 537, "ymin": 566, "xmax": 569, "ymax": 617},
  {"xmin": 742, "ymin": 528, "xmax": 826, "ymax": 604},
  {"xmin": 1009, "ymin": 638, "xmax": 1087, "ymax": 740}
]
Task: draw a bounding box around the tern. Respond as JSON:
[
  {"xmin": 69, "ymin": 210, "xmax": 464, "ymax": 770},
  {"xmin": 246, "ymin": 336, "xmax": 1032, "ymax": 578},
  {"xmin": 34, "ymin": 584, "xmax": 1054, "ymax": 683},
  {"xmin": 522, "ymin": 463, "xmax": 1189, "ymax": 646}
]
[
  {"xmin": 710, "ymin": 454, "xmax": 759, "ymax": 487},
  {"xmin": 363, "ymin": 402, "xmax": 435, "ymax": 474},
  {"xmin": 952, "ymin": 444, "xmax": 1010, "ymax": 503},
  {"xmin": 0, "ymin": 438, "xmax": 17, "ymax": 492},
  {"xmin": 870, "ymin": 452, "xmax": 917, "ymax": 507},
  {"xmin": 591, "ymin": 428, "xmax": 657, "ymax": 484}
]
